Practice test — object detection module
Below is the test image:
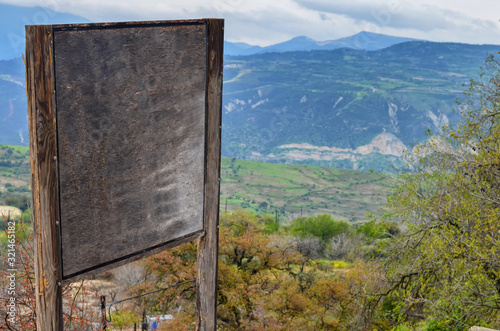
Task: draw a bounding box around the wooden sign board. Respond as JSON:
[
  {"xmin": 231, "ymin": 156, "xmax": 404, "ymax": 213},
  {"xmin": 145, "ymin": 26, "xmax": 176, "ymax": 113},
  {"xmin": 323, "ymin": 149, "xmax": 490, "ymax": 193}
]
[
  {"xmin": 56, "ymin": 21, "xmax": 210, "ymax": 280},
  {"xmin": 26, "ymin": 19, "xmax": 223, "ymax": 279}
]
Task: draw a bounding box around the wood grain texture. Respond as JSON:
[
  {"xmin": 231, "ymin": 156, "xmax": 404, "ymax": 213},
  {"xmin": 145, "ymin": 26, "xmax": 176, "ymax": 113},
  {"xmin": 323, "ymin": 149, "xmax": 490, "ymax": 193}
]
[
  {"xmin": 196, "ymin": 19, "xmax": 224, "ymax": 331},
  {"xmin": 53, "ymin": 23, "xmax": 207, "ymax": 279},
  {"xmin": 26, "ymin": 25, "xmax": 63, "ymax": 330}
]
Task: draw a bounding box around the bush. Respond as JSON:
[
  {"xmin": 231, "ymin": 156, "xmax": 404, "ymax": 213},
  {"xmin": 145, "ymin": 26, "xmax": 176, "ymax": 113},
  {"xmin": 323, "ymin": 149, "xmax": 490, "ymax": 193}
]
[
  {"xmin": 326, "ymin": 233, "xmax": 356, "ymax": 260},
  {"xmin": 355, "ymin": 220, "xmax": 400, "ymax": 239},
  {"xmin": 290, "ymin": 236, "xmax": 322, "ymax": 259},
  {"xmin": 289, "ymin": 214, "xmax": 350, "ymax": 243}
]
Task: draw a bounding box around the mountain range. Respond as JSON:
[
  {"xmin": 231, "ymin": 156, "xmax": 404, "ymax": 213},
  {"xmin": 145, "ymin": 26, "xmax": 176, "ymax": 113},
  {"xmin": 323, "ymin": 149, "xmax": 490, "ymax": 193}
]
[
  {"xmin": 1, "ymin": 4, "xmax": 499, "ymax": 171},
  {"xmin": 0, "ymin": 4, "xmax": 415, "ymax": 61},
  {"xmin": 224, "ymin": 32, "xmax": 419, "ymax": 56},
  {"xmin": 222, "ymin": 41, "xmax": 499, "ymax": 170}
]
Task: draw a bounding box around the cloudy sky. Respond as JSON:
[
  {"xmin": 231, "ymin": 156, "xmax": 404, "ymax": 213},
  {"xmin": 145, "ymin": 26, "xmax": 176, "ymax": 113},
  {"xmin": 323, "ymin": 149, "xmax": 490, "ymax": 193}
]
[{"xmin": 2, "ymin": 0, "xmax": 500, "ymax": 46}]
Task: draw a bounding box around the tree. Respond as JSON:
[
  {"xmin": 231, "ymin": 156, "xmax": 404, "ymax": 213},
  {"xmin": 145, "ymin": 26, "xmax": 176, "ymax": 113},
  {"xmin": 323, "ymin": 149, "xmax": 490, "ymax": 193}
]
[
  {"xmin": 289, "ymin": 214, "xmax": 350, "ymax": 243},
  {"xmin": 0, "ymin": 220, "xmax": 102, "ymax": 330},
  {"xmin": 132, "ymin": 209, "xmax": 387, "ymax": 330},
  {"xmin": 382, "ymin": 55, "xmax": 500, "ymax": 329}
]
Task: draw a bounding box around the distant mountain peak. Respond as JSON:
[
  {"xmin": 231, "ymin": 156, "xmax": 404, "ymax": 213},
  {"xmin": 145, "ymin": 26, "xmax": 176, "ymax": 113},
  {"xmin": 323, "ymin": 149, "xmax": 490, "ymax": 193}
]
[
  {"xmin": 354, "ymin": 31, "xmax": 383, "ymax": 37},
  {"xmin": 330, "ymin": 31, "xmax": 420, "ymax": 51},
  {"xmin": 349, "ymin": 30, "xmax": 419, "ymax": 41},
  {"xmin": 289, "ymin": 35, "xmax": 316, "ymax": 42}
]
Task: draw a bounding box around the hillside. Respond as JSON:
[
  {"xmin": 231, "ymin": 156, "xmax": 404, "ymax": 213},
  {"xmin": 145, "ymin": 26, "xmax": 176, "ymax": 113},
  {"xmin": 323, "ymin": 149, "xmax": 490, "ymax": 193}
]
[
  {"xmin": 0, "ymin": 3, "xmax": 89, "ymax": 143},
  {"xmin": 220, "ymin": 158, "xmax": 390, "ymax": 222},
  {"xmin": 222, "ymin": 41, "xmax": 500, "ymax": 170},
  {"xmin": 0, "ymin": 147, "xmax": 389, "ymax": 223},
  {"xmin": 0, "ymin": 144, "xmax": 30, "ymax": 221},
  {"xmin": 0, "ymin": 58, "xmax": 27, "ymax": 145},
  {"xmin": 0, "ymin": 144, "xmax": 30, "ymax": 192},
  {"xmin": 0, "ymin": 4, "xmax": 90, "ymax": 60}
]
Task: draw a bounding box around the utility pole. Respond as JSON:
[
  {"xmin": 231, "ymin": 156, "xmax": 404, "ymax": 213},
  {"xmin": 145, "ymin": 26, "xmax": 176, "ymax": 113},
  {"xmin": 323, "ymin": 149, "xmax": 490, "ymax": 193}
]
[
  {"xmin": 142, "ymin": 310, "xmax": 148, "ymax": 331},
  {"xmin": 100, "ymin": 296, "xmax": 107, "ymax": 330}
]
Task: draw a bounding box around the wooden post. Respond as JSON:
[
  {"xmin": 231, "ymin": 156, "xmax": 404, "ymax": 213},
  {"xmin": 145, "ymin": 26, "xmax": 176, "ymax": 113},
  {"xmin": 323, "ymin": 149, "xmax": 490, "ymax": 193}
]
[
  {"xmin": 25, "ymin": 25, "xmax": 63, "ymax": 330},
  {"xmin": 196, "ymin": 19, "xmax": 224, "ymax": 331}
]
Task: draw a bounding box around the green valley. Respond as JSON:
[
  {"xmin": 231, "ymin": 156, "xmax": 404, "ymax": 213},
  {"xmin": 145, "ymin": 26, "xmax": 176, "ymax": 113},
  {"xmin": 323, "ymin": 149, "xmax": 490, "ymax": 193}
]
[
  {"xmin": 0, "ymin": 146, "xmax": 389, "ymax": 224},
  {"xmin": 220, "ymin": 157, "xmax": 390, "ymax": 222}
]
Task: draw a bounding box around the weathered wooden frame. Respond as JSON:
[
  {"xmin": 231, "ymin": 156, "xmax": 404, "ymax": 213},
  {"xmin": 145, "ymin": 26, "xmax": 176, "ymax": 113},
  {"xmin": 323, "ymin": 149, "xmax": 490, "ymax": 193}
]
[{"xmin": 26, "ymin": 19, "xmax": 223, "ymax": 330}]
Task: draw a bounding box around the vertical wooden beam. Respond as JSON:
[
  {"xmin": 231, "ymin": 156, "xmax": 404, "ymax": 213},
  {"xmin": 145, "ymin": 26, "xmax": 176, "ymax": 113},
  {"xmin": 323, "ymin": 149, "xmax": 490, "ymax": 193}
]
[
  {"xmin": 196, "ymin": 18, "xmax": 224, "ymax": 331},
  {"xmin": 25, "ymin": 25, "xmax": 63, "ymax": 330}
]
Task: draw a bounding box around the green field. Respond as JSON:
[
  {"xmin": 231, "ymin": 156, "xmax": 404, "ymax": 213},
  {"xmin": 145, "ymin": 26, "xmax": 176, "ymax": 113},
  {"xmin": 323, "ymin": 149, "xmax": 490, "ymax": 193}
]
[
  {"xmin": 0, "ymin": 145, "xmax": 391, "ymax": 223},
  {"xmin": 220, "ymin": 158, "xmax": 391, "ymax": 222},
  {"xmin": 0, "ymin": 144, "xmax": 30, "ymax": 194}
]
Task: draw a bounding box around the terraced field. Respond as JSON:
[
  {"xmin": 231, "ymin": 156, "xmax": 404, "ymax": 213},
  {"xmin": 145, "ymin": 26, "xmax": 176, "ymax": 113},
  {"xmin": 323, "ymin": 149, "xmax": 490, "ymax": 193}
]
[
  {"xmin": 220, "ymin": 158, "xmax": 391, "ymax": 222},
  {"xmin": 0, "ymin": 145, "xmax": 391, "ymax": 224}
]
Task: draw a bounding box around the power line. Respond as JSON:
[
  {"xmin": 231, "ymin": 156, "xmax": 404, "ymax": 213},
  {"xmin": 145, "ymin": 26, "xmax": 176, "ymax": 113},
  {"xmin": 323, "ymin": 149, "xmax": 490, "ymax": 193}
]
[
  {"xmin": 104, "ymin": 279, "xmax": 196, "ymax": 325},
  {"xmin": 106, "ymin": 279, "xmax": 195, "ymax": 307}
]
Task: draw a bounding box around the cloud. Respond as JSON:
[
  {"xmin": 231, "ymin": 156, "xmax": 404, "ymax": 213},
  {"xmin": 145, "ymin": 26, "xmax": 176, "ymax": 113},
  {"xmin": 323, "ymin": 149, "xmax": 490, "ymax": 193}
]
[
  {"xmin": 33, "ymin": 0, "xmax": 360, "ymax": 45},
  {"xmin": 296, "ymin": 0, "xmax": 500, "ymax": 44},
  {"xmin": 0, "ymin": 0, "xmax": 499, "ymax": 46},
  {"xmin": 210, "ymin": 0, "xmax": 359, "ymax": 45}
]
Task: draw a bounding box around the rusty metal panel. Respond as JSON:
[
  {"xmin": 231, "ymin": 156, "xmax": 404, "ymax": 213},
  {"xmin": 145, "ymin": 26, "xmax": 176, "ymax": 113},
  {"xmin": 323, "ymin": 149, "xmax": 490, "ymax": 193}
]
[{"xmin": 53, "ymin": 22, "xmax": 207, "ymax": 279}]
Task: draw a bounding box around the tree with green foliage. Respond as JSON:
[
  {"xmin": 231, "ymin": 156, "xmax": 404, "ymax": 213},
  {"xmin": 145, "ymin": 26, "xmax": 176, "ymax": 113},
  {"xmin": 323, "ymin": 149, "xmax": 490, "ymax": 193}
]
[
  {"xmin": 128, "ymin": 209, "xmax": 388, "ymax": 330},
  {"xmin": 289, "ymin": 214, "xmax": 350, "ymax": 243},
  {"xmin": 4, "ymin": 194, "xmax": 30, "ymax": 212},
  {"xmin": 382, "ymin": 55, "xmax": 500, "ymax": 329}
]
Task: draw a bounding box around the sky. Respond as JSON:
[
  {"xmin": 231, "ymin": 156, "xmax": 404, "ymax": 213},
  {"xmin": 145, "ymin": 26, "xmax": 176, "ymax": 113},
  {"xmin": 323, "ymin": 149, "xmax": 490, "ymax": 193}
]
[{"xmin": 1, "ymin": 0, "xmax": 500, "ymax": 46}]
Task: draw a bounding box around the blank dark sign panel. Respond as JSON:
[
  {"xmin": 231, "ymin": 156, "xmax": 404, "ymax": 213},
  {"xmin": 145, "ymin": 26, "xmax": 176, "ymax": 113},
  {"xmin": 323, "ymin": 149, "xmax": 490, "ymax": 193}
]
[{"xmin": 51, "ymin": 21, "xmax": 212, "ymax": 279}]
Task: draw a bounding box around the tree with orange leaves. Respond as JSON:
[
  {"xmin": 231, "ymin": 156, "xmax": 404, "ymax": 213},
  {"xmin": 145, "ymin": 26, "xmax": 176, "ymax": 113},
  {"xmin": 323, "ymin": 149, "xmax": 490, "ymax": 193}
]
[
  {"xmin": 128, "ymin": 209, "xmax": 388, "ymax": 330},
  {"xmin": 0, "ymin": 217, "xmax": 102, "ymax": 330}
]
